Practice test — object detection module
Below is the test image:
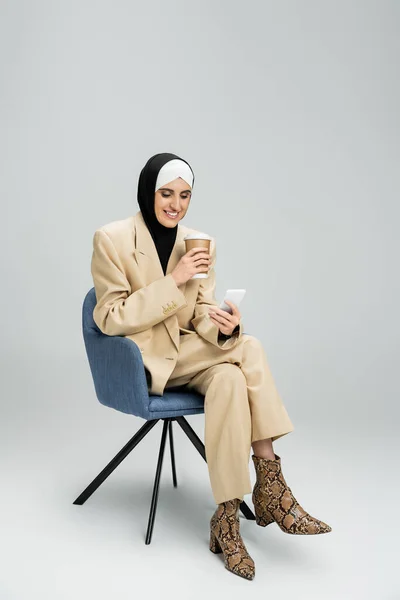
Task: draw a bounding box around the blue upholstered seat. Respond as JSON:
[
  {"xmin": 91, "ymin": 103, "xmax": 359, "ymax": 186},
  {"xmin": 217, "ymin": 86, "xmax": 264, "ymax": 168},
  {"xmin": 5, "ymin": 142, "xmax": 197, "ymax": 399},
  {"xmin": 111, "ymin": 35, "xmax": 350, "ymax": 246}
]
[{"xmin": 82, "ymin": 288, "xmax": 206, "ymax": 420}]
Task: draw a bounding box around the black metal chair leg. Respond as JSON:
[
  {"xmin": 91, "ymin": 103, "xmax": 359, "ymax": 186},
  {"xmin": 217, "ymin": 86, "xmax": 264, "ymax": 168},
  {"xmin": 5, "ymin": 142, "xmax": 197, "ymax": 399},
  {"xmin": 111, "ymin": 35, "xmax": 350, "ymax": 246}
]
[
  {"xmin": 145, "ymin": 419, "xmax": 169, "ymax": 544},
  {"xmin": 175, "ymin": 416, "xmax": 256, "ymax": 521},
  {"xmin": 73, "ymin": 419, "xmax": 160, "ymax": 505},
  {"xmin": 175, "ymin": 416, "xmax": 206, "ymax": 459},
  {"xmin": 168, "ymin": 420, "xmax": 178, "ymax": 488}
]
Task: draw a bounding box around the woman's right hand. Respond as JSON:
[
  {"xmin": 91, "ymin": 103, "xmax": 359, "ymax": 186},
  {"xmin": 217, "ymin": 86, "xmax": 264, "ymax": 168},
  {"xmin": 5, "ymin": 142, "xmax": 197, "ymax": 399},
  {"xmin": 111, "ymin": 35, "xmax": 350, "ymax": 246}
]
[{"xmin": 171, "ymin": 247, "xmax": 212, "ymax": 287}]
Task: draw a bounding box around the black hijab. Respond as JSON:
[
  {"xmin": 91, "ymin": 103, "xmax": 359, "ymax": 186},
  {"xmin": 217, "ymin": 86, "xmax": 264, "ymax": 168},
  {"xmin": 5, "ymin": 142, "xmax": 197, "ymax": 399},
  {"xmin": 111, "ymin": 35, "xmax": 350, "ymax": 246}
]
[{"xmin": 137, "ymin": 152, "xmax": 195, "ymax": 274}]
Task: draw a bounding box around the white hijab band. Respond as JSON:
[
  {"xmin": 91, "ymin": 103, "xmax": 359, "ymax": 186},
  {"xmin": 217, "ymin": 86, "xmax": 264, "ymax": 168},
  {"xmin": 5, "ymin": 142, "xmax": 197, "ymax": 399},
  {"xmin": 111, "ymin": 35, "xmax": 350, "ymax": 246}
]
[{"xmin": 155, "ymin": 159, "xmax": 193, "ymax": 192}]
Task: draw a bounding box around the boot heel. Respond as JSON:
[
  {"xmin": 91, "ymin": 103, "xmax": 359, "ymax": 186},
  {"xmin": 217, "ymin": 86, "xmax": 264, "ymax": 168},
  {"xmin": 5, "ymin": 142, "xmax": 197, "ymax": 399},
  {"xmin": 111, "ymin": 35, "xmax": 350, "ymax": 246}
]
[{"xmin": 209, "ymin": 530, "xmax": 222, "ymax": 553}]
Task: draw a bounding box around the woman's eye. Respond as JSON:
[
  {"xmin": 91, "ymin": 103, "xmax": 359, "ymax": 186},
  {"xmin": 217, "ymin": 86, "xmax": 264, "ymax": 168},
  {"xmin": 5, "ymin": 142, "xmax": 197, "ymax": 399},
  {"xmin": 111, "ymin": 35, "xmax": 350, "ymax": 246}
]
[{"xmin": 162, "ymin": 193, "xmax": 189, "ymax": 199}]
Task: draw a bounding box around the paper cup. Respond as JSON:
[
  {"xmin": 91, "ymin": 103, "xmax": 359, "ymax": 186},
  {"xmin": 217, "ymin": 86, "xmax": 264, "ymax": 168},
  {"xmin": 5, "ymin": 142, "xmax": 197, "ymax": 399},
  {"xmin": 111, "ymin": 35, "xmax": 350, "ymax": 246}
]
[{"xmin": 184, "ymin": 232, "xmax": 212, "ymax": 279}]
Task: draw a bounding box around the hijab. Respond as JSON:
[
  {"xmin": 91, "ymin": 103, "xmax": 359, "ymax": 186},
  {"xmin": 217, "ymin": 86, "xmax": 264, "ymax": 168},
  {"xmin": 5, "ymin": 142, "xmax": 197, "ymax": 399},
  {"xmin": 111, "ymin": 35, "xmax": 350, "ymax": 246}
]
[{"xmin": 137, "ymin": 152, "xmax": 195, "ymax": 274}]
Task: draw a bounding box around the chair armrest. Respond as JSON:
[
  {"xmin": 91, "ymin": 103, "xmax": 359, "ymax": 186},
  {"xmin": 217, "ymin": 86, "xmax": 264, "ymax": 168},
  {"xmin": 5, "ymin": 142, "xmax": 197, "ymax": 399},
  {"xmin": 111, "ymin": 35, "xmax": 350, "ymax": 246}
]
[{"xmin": 83, "ymin": 331, "xmax": 150, "ymax": 419}]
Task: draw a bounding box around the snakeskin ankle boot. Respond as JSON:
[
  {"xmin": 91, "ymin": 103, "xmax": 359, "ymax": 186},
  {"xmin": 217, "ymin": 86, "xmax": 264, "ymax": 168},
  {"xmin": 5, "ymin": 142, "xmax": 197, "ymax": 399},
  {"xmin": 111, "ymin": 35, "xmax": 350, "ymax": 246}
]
[
  {"xmin": 209, "ymin": 497, "xmax": 255, "ymax": 580},
  {"xmin": 252, "ymin": 454, "xmax": 332, "ymax": 535}
]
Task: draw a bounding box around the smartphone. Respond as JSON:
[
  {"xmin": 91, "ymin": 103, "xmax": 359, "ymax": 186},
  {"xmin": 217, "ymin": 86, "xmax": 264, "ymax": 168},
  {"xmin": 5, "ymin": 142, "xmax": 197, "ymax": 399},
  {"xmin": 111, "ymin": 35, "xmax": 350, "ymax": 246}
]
[{"xmin": 219, "ymin": 289, "xmax": 246, "ymax": 314}]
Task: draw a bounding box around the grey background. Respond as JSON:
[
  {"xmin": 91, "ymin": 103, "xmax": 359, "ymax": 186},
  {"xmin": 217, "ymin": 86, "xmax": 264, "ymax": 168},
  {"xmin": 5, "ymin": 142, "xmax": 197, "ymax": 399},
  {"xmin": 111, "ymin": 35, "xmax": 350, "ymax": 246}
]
[{"xmin": 1, "ymin": 1, "xmax": 399, "ymax": 598}]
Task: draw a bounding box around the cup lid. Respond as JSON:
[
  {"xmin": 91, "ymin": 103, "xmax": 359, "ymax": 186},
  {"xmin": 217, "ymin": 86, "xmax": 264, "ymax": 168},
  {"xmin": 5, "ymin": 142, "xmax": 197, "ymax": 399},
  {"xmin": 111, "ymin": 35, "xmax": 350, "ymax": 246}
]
[{"xmin": 184, "ymin": 232, "xmax": 211, "ymax": 240}]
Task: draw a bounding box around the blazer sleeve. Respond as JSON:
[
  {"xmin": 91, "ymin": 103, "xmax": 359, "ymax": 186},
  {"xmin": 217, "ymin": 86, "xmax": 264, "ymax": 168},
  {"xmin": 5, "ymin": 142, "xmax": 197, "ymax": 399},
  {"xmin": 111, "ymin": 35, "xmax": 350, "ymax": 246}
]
[
  {"xmin": 91, "ymin": 229, "xmax": 188, "ymax": 336},
  {"xmin": 190, "ymin": 239, "xmax": 243, "ymax": 350}
]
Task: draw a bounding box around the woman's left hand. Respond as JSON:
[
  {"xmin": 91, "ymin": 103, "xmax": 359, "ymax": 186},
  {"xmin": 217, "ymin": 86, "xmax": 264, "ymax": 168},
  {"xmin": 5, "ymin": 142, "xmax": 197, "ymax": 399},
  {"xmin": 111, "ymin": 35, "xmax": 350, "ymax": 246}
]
[{"xmin": 208, "ymin": 300, "xmax": 241, "ymax": 335}]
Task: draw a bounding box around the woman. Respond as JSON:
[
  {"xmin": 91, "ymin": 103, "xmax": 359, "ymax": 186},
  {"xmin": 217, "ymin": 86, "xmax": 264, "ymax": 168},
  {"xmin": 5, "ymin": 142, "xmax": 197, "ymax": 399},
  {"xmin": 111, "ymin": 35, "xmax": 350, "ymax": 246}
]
[{"xmin": 91, "ymin": 152, "xmax": 332, "ymax": 581}]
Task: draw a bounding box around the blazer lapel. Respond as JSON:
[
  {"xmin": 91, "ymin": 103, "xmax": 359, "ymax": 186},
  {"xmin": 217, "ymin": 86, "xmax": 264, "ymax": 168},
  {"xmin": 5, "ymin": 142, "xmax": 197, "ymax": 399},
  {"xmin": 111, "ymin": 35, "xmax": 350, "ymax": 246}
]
[{"xmin": 133, "ymin": 211, "xmax": 187, "ymax": 351}]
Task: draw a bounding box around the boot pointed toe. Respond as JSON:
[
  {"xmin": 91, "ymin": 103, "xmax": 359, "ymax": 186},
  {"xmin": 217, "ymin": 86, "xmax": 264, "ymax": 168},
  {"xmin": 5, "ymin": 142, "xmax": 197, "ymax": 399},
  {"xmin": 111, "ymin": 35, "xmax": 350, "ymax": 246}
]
[{"xmin": 318, "ymin": 520, "xmax": 332, "ymax": 534}]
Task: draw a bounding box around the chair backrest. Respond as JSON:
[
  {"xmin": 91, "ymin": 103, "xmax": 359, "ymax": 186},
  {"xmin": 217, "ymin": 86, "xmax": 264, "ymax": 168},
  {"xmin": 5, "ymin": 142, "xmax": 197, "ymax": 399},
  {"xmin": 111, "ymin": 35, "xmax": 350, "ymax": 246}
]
[
  {"xmin": 81, "ymin": 286, "xmax": 206, "ymax": 418},
  {"xmin": 82, "ymin": 287, "xmax": 148, "ymax": 416},
  {"xmin": 82, "ymin": 287, "xmax": 101, "ymax": 339}
]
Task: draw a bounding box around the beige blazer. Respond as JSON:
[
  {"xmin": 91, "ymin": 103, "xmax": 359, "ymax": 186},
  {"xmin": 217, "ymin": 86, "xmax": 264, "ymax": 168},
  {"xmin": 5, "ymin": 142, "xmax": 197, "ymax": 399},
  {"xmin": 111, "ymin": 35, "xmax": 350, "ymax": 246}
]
[{"xmin": 91, "ymin": 210, "xmax": 243, "ymax": 395}]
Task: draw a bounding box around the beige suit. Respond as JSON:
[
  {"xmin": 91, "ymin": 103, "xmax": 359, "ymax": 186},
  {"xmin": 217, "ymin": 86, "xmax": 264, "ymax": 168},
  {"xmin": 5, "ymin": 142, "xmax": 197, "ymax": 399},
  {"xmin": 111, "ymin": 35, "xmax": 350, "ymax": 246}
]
[{"xmin": 91, "ymin": 210, "xmax": 294, "ymax": 504}]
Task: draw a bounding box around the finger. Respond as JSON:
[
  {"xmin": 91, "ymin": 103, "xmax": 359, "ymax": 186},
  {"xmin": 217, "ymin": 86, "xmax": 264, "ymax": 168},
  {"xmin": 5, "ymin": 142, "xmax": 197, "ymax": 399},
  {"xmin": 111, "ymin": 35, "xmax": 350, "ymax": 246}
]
[
  {"xmin": 209, "ymin": 310, "xmax": 232, "ymax": 327},
  {"xmin": 209, "ymin": 314, "xmax": 230, "ymax": 334},
  {"xmin": 225, "ymin": 300, "xmax": 240, "ymax": 316},
  {"xmin": 211, "ymin": 306, "xmax": 235, "ymax": 321},
  {"xmin": 210, "ymin": 310, "xmax": 239, "ymax": 333},
  {"xmin": 194, "ymin": 256, "xmax": 211, "ymax": 265},
  {"xmin": 189, "ymin": 247, "xmax": 211, "ymax": 257}
]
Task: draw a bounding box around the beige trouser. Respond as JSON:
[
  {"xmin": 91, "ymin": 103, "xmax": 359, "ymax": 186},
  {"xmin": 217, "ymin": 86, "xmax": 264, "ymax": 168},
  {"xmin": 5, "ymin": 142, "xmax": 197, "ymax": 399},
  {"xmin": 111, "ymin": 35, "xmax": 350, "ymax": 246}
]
[{"xmin": 164, "ymin": 331, "xmax": 294, "ymax": 505}]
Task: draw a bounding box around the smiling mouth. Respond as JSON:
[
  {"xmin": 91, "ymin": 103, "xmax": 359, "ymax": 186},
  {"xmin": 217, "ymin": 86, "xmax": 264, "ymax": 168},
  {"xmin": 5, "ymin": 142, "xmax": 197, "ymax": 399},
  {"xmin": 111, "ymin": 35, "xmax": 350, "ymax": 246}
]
[{"xmin": 164, "ymin": 210, "xmax": 180, "ymax": 219}]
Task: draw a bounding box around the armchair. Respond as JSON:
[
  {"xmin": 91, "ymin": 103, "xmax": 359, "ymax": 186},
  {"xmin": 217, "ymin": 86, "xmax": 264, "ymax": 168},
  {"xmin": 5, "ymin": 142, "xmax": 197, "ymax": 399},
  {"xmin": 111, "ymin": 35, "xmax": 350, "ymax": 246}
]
[{"xmin": 73, "ymin": 287, "xmax": 255, "ymax": 544}]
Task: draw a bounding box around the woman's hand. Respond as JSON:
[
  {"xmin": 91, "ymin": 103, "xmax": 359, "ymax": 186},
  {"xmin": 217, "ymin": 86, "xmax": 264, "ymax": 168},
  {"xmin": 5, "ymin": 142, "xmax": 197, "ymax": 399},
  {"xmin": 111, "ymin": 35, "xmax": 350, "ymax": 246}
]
[
  {"xmin": 208, "ymin": 300, "xmax": 241, "ymax": 336},
  {"xmin": 171, "ymin": 248, "xmax": 212, "ymax": 287}
]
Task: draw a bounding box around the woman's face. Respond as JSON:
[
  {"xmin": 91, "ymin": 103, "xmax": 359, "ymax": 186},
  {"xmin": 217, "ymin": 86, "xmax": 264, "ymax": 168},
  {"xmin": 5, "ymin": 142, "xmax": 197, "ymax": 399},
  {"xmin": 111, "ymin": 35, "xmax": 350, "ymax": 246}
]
[{"xmin": 154, "ymin": 177, "xmax": 192, "ymax": 227}]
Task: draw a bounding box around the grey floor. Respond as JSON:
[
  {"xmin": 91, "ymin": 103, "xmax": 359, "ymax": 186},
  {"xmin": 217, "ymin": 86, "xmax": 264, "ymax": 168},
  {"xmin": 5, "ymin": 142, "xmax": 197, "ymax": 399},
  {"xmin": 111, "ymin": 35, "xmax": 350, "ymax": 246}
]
[{"xmin": 1, "ymin": 358, "xmax": 397, "ymax": 600}]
